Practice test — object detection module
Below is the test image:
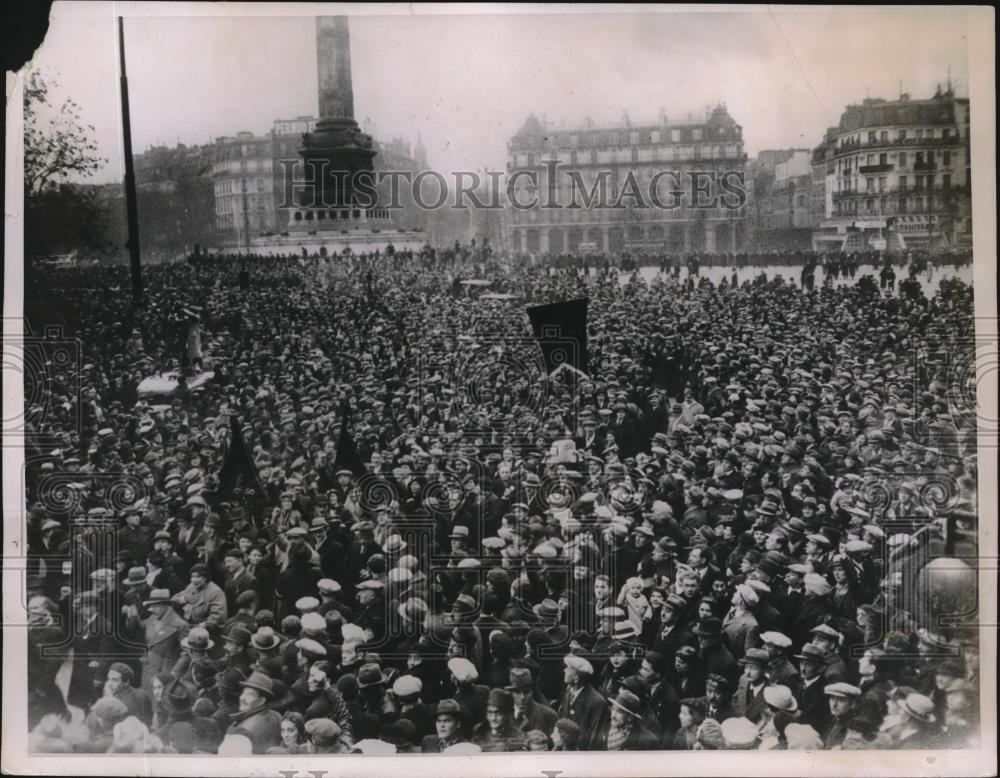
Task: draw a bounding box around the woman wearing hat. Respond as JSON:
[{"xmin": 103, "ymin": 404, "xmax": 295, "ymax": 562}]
[
  {"xmin": 597, "ymin": 641, "xmax": 638, "ymax": 701},
  {"xmin": 875, "ymin": 692, "xmax": 941, "ymax": 749},
  {"xmin": 669, "ymin": 697, "xmax": 708, "ymax": 749},
  {"xmin": 600, "ymin": 690, "xmax": 660, "ymax": 751}
]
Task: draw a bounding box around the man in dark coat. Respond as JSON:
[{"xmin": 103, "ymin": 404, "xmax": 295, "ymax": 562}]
[
  {"xmin": 694, "ymin": 617, "xmax": 739, "ymax": 687},
  {"xmin": 421, "ymin": 698, "xmax": 469, "ymax": 752},
  {"xmin": 507, "ymin": 667, "xmax": 558, "ymax": 736},
  {"xmin": 795, "ymin": 643, "xmax": 834, "ymax": 736},
  {"xmin": 391, "ymin": 674, "xmax": 437, "ymax": 740},
  {"xmin": 226, "ymin": 671, "xmax": 282, "ymax": 754},
  {"xmin": 731, "ymin": 649, "xmax": 770, "ymax": 723},
  {"xmin": 555, "ymin": 655, "xmax": 607, "ymax": 751},
  {"xmin": 653, "ymin": 594, "xmax": 696, "ymax": 659}
]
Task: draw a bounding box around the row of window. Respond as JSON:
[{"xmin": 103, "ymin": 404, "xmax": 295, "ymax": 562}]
[
  {"xmin": 556, "ymin": 126, "xmax": 737, "ymax": 148},
  {"xmin": 839, "ymin": 126, "xmax": 956, "ymax": 147},
  {"xmin": 839, "ymin": 149, "xmax": 954, "ymax": 173},
  {"xmin": 836, "ymin": 196, "xmax": 948, "ymax": 215},
  {"xmin": 515, "ymin": 144, "xmax": 741, "ymax": 167},
  {"xmin": 840, "ymin": 173, "xmax": 956, "ymax": 194},
  {"xmin": 214, "ymin": 178, "xmax": 271, "ymax": 196}
]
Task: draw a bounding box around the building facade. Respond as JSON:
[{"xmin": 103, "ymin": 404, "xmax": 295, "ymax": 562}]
[
  {"xmin": 212, "ymin": 131, "xmax": 277, "ymax": 248},
  {"xmin": 215, "ymin": 116, "xmax": 427, "ymax": 245},
  {"xmin": 506, "ymin": 105, "xmax": 747, "ymax": 255},
  {"xmin": 812, "ymin": 86, "xmax": 971, "ymax": 251}
]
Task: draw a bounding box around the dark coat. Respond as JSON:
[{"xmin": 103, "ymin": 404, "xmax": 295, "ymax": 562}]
[
  {"xmin": 700, "ymin": 641, "xmax": 739, "ymax": 687},
  {"xmin": 797, "ymin": 677, "xmax": 833, "ymax": 736},
  {"xmin": 513, "ymin": 697, "xmax": 559, "ymax": 736},
  {"xmin": 556, "ymin": 684, "xmax": 608, "ymax": 751},
  {"xmin": 227, "ymin": 705, "xmax": 282, "ymax": 754},
  {"xmin": 618, "ymin": 723, "xmax": 662, "ymax": 751},
  {"xmin": 732, "ymin": 677, "xmax": 769, "ymax": 723}
]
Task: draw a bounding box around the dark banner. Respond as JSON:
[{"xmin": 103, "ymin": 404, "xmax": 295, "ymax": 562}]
[
  {"xmin": 526, "ymin": 297, "xmax": 589, "ymax": 376},
  {"xmin": 334, "ymin": 401, "xmax": 367, "ymax": 477},
  {"xmin": 217, "ymin": 416, "xmax": 264, "ymax": 499}
]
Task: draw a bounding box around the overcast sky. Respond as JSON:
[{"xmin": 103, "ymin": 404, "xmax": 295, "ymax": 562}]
[{"xmin": 26, "ymin": 3, "xmax": 972, "ymax": 184}]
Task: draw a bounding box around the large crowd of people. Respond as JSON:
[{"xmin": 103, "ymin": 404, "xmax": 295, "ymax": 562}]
[{"xmin": 22, "ymin": 244, "xmax": 981, "ymax": 755}]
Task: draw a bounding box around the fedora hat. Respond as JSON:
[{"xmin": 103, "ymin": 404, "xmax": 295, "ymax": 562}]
[
  {"xmin": 217, "ymin": 667, "xmax": 247, "ymax": 694},
  {"xmin": 506, "ymin": 667, "xmax": 535, "ymax": 691},
  {"xmin": 143, "ymin": 588, "xmax": 172, "ymax": 606},
  {"xmin": 122, "ymin": 566, "xmax": 147, "ymax": 586},
  {"xmin": 162, "ymin": 678, "xmax": 197, "ymax": 714},
  {"xmin": 486, "ymin": 688, "xmax": 514, "ymax": 713},
  {"xmin": 609, "ymin": 689, "xmax": 643, "ymax": 719},
  {"xmin": 793, "ymin": 642, "xmax": 826, "ymax": 663},
  {"xmin": 239, "ymin": 671, "xmax": 275, "ymax": 698},
  {"xmin": 692, "ymin": 617, "xmax": 723, "ymax": 638},
  {"xmin": 739, "ymin": 648, "xmax": 770, "ymax": 667},
  {"xmin": 223, "ymin": 626, "xmax": 252, "ymax": 648},
  {"xmin": 899, "ymin": 693, "xmax": 935, "ymax": 723},
  {"xmin": 532, "ymin": 598, "xmax": 559, "ymax": 622},
  {"xmin": 251, "ymin": 626, "xmax": 279, "ymax": 651},
  {"xmin": 357, "ymin": 662, "xmax": 388, "ymax": 688},
  {"xmin": 435, "ymin": 698, "xmax": 464, "ymax": 719},
  {"xmin": 181, "ymin": 627, "xmax": 214, "ymax": 651}
]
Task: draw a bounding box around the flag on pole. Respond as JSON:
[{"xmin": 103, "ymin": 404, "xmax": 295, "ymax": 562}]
[
  {"xmin": 217, "ymin": 416, "xmax": 263, "ymax": 498},
  {"xmin": 526, "ymin": 297, "xmax": 589, "ymax": 377},
  {"xmin": 334, "ymin": 401, "xmax": 367, "ymax": 477}
]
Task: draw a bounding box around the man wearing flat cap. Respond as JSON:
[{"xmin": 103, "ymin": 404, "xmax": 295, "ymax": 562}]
[
  {"xmin": 823, "ymin": 682, "xmax": 862, "ymax": 748},
  {"xmin": 556, "ymin": 654, "xmax": 607, "ymax": 750},
  {"xmin": 760, "ymin": 631, "xmax": 800, "ymax": 692}
]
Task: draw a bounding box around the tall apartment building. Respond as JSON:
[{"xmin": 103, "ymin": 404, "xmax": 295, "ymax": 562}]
[
  {"xmin": 812, "ymin": 86, "xmax": 971, "ymax": 251},
  {"xmin": 506, "ymin": 104, "xmax": 747, "ymax": 255}
]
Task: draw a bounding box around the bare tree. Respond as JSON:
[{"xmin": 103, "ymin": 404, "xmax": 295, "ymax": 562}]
[{"xmin": 23, "ymin": 69, "xmax": 107, "ymax": 199}]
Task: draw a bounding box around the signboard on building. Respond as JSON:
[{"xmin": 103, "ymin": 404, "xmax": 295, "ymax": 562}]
[{"xmin": 854, "ymin": 219, "xmax": 887, "ymax": 229}]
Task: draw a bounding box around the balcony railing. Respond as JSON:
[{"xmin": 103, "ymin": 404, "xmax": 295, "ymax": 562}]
[
  {"xmin": 913, "ymin": 160, "xmax": 937, "ymax": 171},
  {"xmin": 836, "ymin": 135, "xmax": 963, "ymax": 154},
  {"xmin": 858, "ymin": 163, "xmax": 894, "ymax": 174}
]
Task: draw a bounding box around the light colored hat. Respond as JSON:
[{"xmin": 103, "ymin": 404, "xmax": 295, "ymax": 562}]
[
  {"xmin": 763, "ymin": 685, "xmax": 798, "ymax": 712},
  {"xmin": 442, "ymin": 742, "xmax": 482, "ymax": 754},
  {"xmin": 295, "ymin": 638, "xmax": 327, "ymax": 658},
  {"xmin": 734, "ymin": 583, "xmax": 759, "ymax": 606},
  {"xmin": 447, "ymin": 657, "xmax": 479, "ymax": 683},
  {"xmin": 301, "ymin": 612, "xmax": 326, "ymax": 633},
  {"xmin": 784, "ymin": 722, "xmax": 823, "ymax": 750},
  {"xmin": 392, "ymin": 674, "xmax": 423, "ymax": 699},
  {"xmin": 760, "ymin": 631, "xmax": 792, "ymax": 649},
  {"xmin": 354, "ymin": 738, "xmax": 396, "ymax": 755},
  {"xmin": 721, "ymin": 717, "xmax": 760, "ymax": 748},
  {"xmin": 900, "ymin": 693, "xmax": 936, "ymax": 723},
  {"xmin": 296, "ymin": 596, "xmax": 320, "ymax": 613},
  {"xmin": 803, "ymin": 573, "xmax": 832, "ymax": 596},
  {"xmin": 217, "ymin": 733, "xmax": 253, "ymax": 755},
  {"xmin": 341, "ymin": 623, "xmax": 367, "ymax": 643},
  {"xmin": 824, "ymin": 682, "xmax": 862, "ymax": 698},
  {"xmin": 563, "ymin": 655, "xmax": 594, "ymax": 676},
  {"xmin": 317, "ymin": 579, "xmax": 342, "ymax": 594}
]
